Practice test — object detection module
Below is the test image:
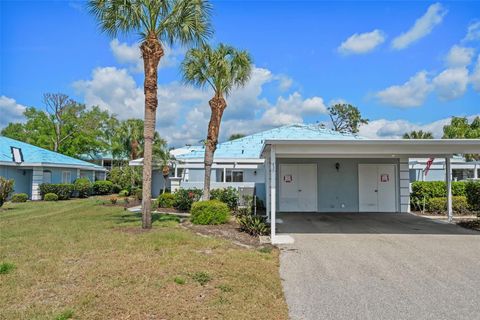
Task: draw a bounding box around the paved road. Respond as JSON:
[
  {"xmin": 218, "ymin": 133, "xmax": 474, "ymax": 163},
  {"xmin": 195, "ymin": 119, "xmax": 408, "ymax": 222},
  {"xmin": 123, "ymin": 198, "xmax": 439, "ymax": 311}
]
[{"xmin": 278, "ymin": 213, "xmax": 480, "ymax": 320}]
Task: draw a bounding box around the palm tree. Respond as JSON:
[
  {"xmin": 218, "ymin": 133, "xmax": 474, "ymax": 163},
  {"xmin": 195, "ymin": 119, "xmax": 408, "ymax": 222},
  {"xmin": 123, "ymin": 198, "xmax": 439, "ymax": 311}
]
[
  {"xmin": 88, "ymin": 0, "xmax": 212, "ymax": 229},
  {"xmin": 112, "ymin": 119, "xmax": 144, "ymax": 160},
  {"xmin": 403, "ymin": 130, "xmax": 434, "ymax": 139},
  {"xmin": 153, "ymin": 143, "xmax": 172, "ymax": 194},
  {"xmin": 182, "ymin": 43, "xmax": 252, "ymax": 200}
]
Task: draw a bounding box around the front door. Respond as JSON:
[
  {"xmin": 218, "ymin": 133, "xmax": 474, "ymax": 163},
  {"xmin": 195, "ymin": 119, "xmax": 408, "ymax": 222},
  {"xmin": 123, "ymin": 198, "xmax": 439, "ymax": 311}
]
[
  {"xmin": 279, "ymin": 164, "xmax": 317, "ymax": 212},
  {"xmin": 358, "ymin": 164, "xmax": 397, "ymax": 212}
]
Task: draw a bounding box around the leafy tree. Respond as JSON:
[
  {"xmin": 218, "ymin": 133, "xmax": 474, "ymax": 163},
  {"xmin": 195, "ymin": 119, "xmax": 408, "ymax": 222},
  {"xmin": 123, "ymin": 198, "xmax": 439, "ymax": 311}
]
[
  {"xmin": 443, "ymin": 116, "xmax": 480, "ymax": 161},
  {"xmin": 328, "ymin": 103, "xmax": 368, "ymax": 134},
  {"xmin": 228, "ymin": 133, "xmax": 245, "ymax": 141},
  {"xmin": 182, "ymin": 43, "xmax": 252, "ymax": 200},
  {"xmin": 1, "ymin": 95, "xmax": 117, "ymax": 157},
  {"xmin": 403, "ymin": 130, "xmax": 434, "ymax": 139},
  {"xmin": 88, "ymin": 0, "xmax": 212, "ymax": 229}
]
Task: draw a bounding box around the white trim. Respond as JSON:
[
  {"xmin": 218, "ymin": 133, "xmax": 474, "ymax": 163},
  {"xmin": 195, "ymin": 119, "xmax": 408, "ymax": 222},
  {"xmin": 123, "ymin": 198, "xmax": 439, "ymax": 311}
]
[
  {"xmin": 270, "ymin": 145, "xmax": 276, "ymax": 243},
  {"xmin": 446, "ymin": 157, "xmax": 453, "ymax": 222},
  {"xmin": 0, "ymin": 161, "xmax": 105, "ymax": 171}
]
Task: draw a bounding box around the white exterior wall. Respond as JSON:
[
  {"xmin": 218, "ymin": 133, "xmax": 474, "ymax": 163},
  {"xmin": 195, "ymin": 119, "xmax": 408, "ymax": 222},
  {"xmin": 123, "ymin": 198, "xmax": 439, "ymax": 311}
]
[
  {"xmin": 32, "ymin": 167, "xmax": 43, "ymax": 200},
  {"xmin": 399, "ymin": 157, "xmax": 410, "ymax": 213}
]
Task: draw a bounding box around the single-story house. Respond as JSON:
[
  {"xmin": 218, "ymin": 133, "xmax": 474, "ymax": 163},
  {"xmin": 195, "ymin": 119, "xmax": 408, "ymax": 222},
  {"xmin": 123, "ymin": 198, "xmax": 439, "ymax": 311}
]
[
  {"xmin": 410, "ymin": 156, "xmax": 479, "ymax": 182},
  {"xmin": 0, "ymin": 136, "xmax": 106, "ymax": 200},
  {"xmin": 132, "ymin": 123, "xmax": 480, "ymax": 244}
]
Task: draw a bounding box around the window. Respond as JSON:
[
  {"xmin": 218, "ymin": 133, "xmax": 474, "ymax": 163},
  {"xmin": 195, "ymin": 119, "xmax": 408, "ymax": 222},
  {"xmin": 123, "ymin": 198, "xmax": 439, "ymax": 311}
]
[
  {"xmin": 220, "ymin": 169, "xmax": 244, "ymax": 182},
  {"xmin": 43, "ymin": 170, "xmax": 52, "ymax": 184},
  {"xmin": 452, "ymin": 169, "xmax": 474, "ymax": 181},
  {"xmin": 62, "ymin": 171, "xmax": 71, "ymax": 184}
]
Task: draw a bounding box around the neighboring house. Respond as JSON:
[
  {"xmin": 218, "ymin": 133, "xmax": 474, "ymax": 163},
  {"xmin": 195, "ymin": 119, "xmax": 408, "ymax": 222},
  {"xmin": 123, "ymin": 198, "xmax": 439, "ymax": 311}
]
[
  {"xmin": 0, "ymin": 136, "xmax": 106, "ymax": 200},
  {"xmin": 410, "ymin": 156, "xmax": 479, "ymax": 182},
  {"xmin": 132, "ymin": 123, "xmax": 480, "ymax": 243},
  {"xmin": 79, "ymin": 152, "xmax": 128, "ymax": 171}
]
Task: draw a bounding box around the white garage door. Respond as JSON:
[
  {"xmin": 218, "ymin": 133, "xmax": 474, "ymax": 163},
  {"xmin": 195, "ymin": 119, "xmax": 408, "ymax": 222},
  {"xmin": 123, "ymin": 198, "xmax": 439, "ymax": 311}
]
[
  {"xmin": 279, "ymin": 164, "xmax": 317, "ymax": 212},
  {"xmin": 358, "ymin": 164, "xmax": 397, "ymax": 212}
]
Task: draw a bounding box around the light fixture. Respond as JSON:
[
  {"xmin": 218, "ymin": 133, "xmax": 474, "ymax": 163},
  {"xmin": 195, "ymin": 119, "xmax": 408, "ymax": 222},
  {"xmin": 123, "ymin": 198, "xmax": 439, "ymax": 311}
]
[{"xmin": 335, "ymin": 162, "xmax": 340, "ymax": 171}]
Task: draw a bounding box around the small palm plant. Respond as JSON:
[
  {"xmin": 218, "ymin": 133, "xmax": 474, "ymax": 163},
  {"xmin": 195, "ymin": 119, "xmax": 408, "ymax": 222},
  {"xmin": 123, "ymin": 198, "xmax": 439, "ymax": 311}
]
[
  {"xmin": 88, "ymin": 0, "xmax": 212, "ymax": 228},
  {"xmin": 182, "ymin": 43, "xmax": 252, "ymax": 199},
  {"xmin": 403, "ymin": 130, "xmax": 434, "ymax": 139}
]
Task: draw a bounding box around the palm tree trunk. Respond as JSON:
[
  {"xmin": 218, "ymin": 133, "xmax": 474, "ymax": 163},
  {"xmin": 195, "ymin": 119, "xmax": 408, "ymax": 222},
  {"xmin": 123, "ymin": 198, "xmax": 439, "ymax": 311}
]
[
  {"xmin": 140, "ymin": 34, "xmax": 163, "ymax": 229},
  {"xmin": 203, "ymin": 94, "xmax": 226, "ymax": 200}
]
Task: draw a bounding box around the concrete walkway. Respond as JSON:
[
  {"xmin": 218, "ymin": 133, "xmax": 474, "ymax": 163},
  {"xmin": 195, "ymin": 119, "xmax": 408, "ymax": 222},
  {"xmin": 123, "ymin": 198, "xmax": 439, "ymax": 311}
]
[{"xmin": 278, "ymin": 213, "xmax": 480, "ymax": 320}]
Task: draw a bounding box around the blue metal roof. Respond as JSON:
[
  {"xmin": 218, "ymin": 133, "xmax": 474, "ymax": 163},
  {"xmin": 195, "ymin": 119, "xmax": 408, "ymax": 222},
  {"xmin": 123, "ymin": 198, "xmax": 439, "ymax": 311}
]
[
  {"xmin": 0, "ymin": 136, "xmax": 105, "ymax": 170},
  {"xmin": 176, "ymin": 123, "xmax": 365, "ymax": 160}
]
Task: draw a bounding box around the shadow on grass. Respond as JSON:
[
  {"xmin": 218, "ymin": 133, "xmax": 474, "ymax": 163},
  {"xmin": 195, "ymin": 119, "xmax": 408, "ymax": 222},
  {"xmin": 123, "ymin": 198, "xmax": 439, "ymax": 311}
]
[{"xmin": 112, "ymin": 211, "xmax": 181, "ymax": 225}]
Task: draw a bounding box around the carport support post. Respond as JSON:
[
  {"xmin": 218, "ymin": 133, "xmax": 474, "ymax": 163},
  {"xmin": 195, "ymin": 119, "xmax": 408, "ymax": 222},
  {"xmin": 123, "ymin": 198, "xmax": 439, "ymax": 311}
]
[
  {"xmin": 265, "ymin": 153, "xmax": 270, "ymax": 222},
  {"xmin": 270, "ymin": 145, "xmax": 276, "ymax": 241},
  {"xmin": 446, "ymin": 157, "xmax": 453, "ymax": 222}
]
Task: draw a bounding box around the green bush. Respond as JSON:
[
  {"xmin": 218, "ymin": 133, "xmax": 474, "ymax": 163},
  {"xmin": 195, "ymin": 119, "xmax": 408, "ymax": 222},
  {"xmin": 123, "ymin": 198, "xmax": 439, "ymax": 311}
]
[
  {"xmin": 39, "ymin": 183, "xmax": 74, "ymax": 200},
  {"xmin": 174, "ymin": 188, "xmax": 202, "ymax": 211},
  {"xmin": 210, "ymin": 187, "xmax": 239, "ymax": 210},
  {"xmin": 44, "ymin": 193, "xmax": 59, "ymax": 201},
  {"xmin": 11, "ymin": 193, "xmax": 28, "ymax": 203},
  {"xmin": 92, "ymin": 180, "xmax": 114, "ymax": 195},
  {"xmin": 158, "ymin": 193, "xmax": 176, "ymax": 208},
  {"xmin": 238, "ymin": 215, "xmax": 270, "ymax": 236},
  {"xmin": 426, "ymin": 196, "xmax": 470, "ymax": 214},
  {"xmin": 118, "ymin": 190, "xmax": 129, "ymax": 197},
  {"xmin": 74, "ymin": 178, "xmax": 92, "ymax": 198},
  {"xmin": 466, "ymin": 181, "xmax": 480, "ymax": 212},
  {"xmin": 0, "ymin": 177, "xmax": 14, "ymax": 207},
  {"xmin": 190, "ymin": 200, "xmax": 230, "ymax": 225},
  {"xmin": 134, "ymin": 188, "xmax": 143, "ymax": 200},
  {"xmin": 411, "ymin": 181, "xmax": 467, "ymax": 210},
  {"xmin": 107, "ymin": 166, "xmax": 142, "ymax": 192}
]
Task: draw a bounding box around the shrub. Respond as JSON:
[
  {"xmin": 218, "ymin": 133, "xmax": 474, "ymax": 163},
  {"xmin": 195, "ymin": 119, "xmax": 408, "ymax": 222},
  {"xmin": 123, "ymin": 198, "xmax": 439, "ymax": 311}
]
[
  {"xmin": 466, "ymin": 181, "xmax": 480, "ymax": 212},
  {"xmin": 39, "ymin": 183, "xmax": 74, "ymax": 200},
  {"xmin": 411, "ymin": 181, "xmax": 467, "ymax": 210},
  {"xmin": 158, "ymin": 193, "xmax": 176, "ymax": 208},
  {"xmin": 238, "ymin": 215, "xmax": 270, "ymax": 236},
  {"xmin": 74, "ymin": 178, "xmax": 92, "ymax": 198},
  {"xmin": 11, "ymin": 193, "xmax": 28, "ymax": 203},
  {"xmin": 44, "ymin": 193, "xmax": 59, "ymax": 201},
  {"xmin": 192, "ymin": 271, "xmax": 211, "ymax": 286},
  {"xmin": 190, "ymin": 200, "xmax": 230, "ymax": 225},
  {"xmin": 118, "ymin": 190, "xmax": 129, "ymax": 197},
  {"xmin": 109, "ymin": 197, "xmax": 118, "ymax": 205},
  {"xmin": 92, "ymin": 180, "xmax": 114, "ymax": 195},
  {"xmin": 426, "ymin": 196, "xmax": 470, "ymax": 214},
  {"xmin": 134, "ymin": 188, "xmax": 143, "ymax": 200},
  {"xmin": 174, "ymin": 276, "xmax": 185, "ymax": 285},
  {"xmin": 107, "ymin": 165, "xmax": 142, "ymax": 192},
  {"xmin": 0, "ymin": 177, "xmax": 14, "ymax": 208},
  {"xmin": 174, "ymin": 188, "xmax": 202, "ymax": 211},
  {"xmin": 0, "ymin": 262, "xmax": 16, "ymax": 274},
  {"xmin": 210, "ymin": 187, "xmax": 239, "ymax": 210}
]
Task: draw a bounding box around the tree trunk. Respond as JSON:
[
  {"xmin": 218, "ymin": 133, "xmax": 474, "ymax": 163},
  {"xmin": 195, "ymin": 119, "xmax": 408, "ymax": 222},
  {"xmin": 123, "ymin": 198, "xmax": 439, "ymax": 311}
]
[
  {"xmin": 140, "ymin": 34, "xmax": 163, "ymax": 229},
  {"xmin": 203, "ymin": 94, "xmax": 227, "ymax": 200}
]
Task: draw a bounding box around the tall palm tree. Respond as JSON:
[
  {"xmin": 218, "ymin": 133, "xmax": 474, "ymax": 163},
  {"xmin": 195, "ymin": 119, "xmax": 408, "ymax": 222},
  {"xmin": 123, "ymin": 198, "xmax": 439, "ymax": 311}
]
[
  {"xmin": 403, "ymin": 130, "xmax": 434, "ymax": 139},
  {"xmin": 112, "ymin": 119, "xmax": 144, "ymax": 160},
  {"xmin": 88, "ymin": 0, "xmax": 212, "ymax": 229},
  {"xmin": 182, "ymin": 43, "xmax": 252, "ymax": 200}
]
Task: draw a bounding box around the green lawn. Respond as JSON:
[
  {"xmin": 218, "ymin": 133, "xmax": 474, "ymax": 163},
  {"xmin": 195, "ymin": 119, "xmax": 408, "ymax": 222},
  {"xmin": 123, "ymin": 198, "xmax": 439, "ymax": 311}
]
[{"xmin": 0, "ymin": 198, "xmax": 288, "ymax": 320}]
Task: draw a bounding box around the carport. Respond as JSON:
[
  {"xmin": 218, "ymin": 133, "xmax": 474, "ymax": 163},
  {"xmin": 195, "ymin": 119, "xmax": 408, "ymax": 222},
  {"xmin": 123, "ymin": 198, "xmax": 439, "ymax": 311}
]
[{"xmin": 261, "ymin": 139, "xmax": 480, "ymax": 244}]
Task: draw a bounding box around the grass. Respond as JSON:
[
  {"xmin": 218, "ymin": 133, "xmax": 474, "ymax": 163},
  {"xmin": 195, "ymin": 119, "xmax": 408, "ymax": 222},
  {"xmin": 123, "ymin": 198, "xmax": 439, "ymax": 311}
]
[{"xmin": 0, "ymin": 198, "xmax": 288, "ymax": 319}]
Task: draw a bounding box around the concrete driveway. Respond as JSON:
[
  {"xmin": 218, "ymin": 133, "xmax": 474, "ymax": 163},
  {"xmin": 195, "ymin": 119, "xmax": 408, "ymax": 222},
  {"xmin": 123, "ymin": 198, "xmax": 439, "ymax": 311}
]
[{"xmin": 277, "ymin": 213, "xmax": 480, "ymax": 320}]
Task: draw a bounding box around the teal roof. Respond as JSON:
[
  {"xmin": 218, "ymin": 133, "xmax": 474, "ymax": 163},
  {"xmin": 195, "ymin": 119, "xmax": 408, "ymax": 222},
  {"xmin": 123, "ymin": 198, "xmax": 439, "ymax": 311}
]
[
  {"xmin": 0, "ymin": 136, "xmax": 105, "ymax": 170},
  {"xmin": 176, "ymin": 123, "xmax": 365, "ymax": 160}
]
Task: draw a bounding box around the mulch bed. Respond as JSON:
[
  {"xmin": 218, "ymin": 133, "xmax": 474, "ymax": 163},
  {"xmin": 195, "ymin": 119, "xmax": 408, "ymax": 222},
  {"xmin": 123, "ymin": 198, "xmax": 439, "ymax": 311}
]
[
  {"xmin": 457, "ymin": 219, "xmax": 480, "ymax": 232},
  {"xmin": 180, "ymin": 219, "xmax": 268, "ymax": 248}
]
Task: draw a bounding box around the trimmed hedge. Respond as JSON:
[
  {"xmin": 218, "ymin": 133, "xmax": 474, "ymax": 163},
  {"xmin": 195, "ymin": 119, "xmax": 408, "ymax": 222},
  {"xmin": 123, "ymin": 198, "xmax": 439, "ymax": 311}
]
[
  {"xmin": 466, "ymin": 181, "xmax": 480, "ymax": 211},
  {"xmin": 210, "ymin": 187, "xmax": 239, "ymax": 210},
  {"xmin": 74, "ymin": 178, "xmax": 92, "ymax": 198},
  {"xmin": 426, "ymin": 196, "xmax": 470, "ymax": 214},
  {"xmin": 39, "ymin": 183, "xmax": 74, "ymax": 200},
  {"xmin": 44, "ymin": 193, "xmax": 58, "ymax": 201},
  {"xmin": 157, "ymin": 193, "xmax": 176, "ymax": 208},
  {"xmin": 11, "ymin": 193, "xmax": 28, "ymax": 203},
  {"xmin": 93, "ymin": 180, "xmax": 114, "ymax": 195},
  {"xmin": 174, "ymin": 188, "xmax": 202, "ymax": 211},
  {"xmin": 190, "ymin": 200, "xmax": 230, "ymax": 225}
]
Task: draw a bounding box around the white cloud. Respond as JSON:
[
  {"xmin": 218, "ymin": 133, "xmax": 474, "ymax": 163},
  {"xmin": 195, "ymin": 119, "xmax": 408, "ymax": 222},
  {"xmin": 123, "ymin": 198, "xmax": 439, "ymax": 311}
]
[
  {"xmin": 375, "ymin": 71, "xmax": 433, "ymax": 107},
  {"xmin": 338, "ymin": 29, "xmax": 385, "ymax": 55},
  {"xmin": 359, "ymin": 115, "xmax": 480, "ymax": 139},
  {"xmin": 463, "ymin": 21, "xmax": 480, "ymax": 42},
  {"xmin": 275, "ymin": 75, "xmax": 293, "ymax": 91},
  {"xmin": 392, "ymin": 3, "xmax": 447, "ymax": 50},
  {"xmin": 0, "ymin": 96, "xmax": 27, "ymax": 127},
  {"xmin": 445, "ymin": 45, "xmax": 475, "ymax": 68},
  {"xmin": 109, "ymin": 39, "xmax": 184, "ymax": 73},
  {"xmin": 471, "ymin": 55, "xmax": 480, "ymax": 92},
  {"xmin": 433, "ymin": 67, "xmax": 469, "ymax": 100}
]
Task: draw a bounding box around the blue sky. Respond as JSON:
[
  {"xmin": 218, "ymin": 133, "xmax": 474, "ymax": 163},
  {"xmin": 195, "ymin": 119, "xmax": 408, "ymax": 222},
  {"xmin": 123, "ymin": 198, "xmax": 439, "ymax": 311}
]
[{"xmin": 1, "ymin": 1, "xmax": 480, "ymax": 146}]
